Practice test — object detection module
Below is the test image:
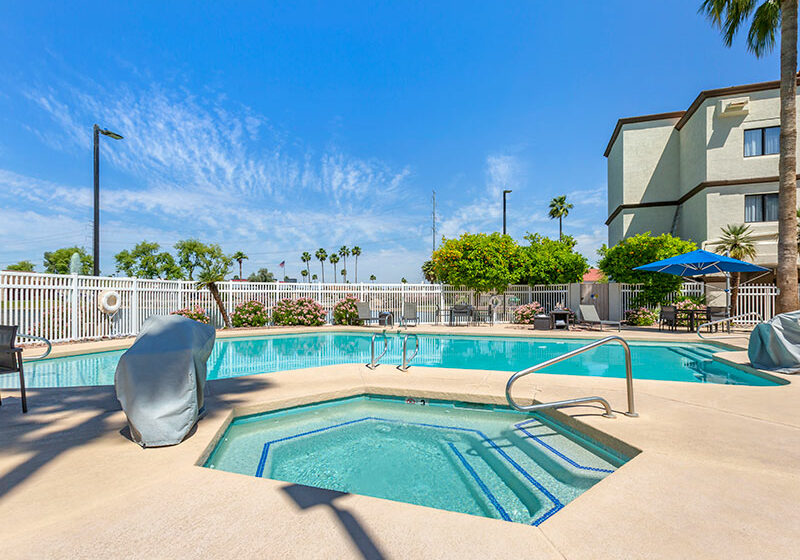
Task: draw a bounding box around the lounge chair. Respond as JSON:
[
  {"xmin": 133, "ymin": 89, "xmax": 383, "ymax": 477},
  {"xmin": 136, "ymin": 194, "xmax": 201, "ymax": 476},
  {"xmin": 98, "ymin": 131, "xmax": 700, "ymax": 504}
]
[
  {"xmin": 356, "ymin": 302, "xmax": 382, "ymax": 326},
  {"xmin": 0, "ymin": 325, "xmax": 27, "ymax": 413},
  {"xmin": 401, "ymin": 302, "xmax": 419, "ymax": 326},
  {"xmin": 579, "ymin": 304, "xmax": 621, "ymax": 332},
  {"xmin": 659, "ymin": 305, "xmax": 678, "ymax": 331}
]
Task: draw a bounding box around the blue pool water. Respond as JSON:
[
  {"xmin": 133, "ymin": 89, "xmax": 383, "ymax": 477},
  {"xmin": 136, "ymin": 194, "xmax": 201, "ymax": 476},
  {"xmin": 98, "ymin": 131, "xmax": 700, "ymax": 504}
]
[
  {"xmin": 5, "ymin": 332, "xmax": 778, "ymax": 388},
  {"xmin": 205, "ymin": 395, "xmax": 632, "ymax": 525}
]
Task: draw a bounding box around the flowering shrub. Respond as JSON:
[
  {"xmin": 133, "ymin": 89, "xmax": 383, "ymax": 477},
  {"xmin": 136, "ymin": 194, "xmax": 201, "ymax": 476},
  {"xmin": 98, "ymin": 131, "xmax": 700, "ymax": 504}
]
[
  {"xmin": 231, "ymin": 300, "xmax": 268, "ymax": 328},
  {"xmin": 271, "ymin": 297, "xmax": 326, "ymax": 326},
  {"xmin": 514, "ymin": 302, "xmax": 545, "ymax": 324},
  {"xmin": 172, "ymin": 305, "xmax": 210, "ymax": 324},
  {"xmin": 674, "ymin": 298, "xmax": 706, "ymax": 326},
  {"xmin": 624, "ymin": 307, "xmax": 658, "ymax": 326},
  {"xmin": 333, "ymin": 294, "xmax": 360, "ymax": 325}
]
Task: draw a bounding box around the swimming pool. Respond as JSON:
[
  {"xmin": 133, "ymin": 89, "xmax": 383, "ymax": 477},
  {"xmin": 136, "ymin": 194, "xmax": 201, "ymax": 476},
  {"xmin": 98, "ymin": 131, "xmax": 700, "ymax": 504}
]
[
  {"xmin": 5, "ymin": 332, "xmax": 778, "ymax": 388},
  {"xmin": 204, "ymin": 395, "xmax": 632, "ymax": 525}
]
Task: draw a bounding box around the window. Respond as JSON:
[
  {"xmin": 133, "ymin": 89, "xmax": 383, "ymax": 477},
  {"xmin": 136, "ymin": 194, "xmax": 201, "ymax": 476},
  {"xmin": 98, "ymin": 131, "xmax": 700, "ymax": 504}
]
[
  {"xmin": 744, "ymin": 126, "xmax": 780, "ymax": 157},
  {"xmin": 745, "ymin": 193, "xmax": 779, "ymax": 222}
]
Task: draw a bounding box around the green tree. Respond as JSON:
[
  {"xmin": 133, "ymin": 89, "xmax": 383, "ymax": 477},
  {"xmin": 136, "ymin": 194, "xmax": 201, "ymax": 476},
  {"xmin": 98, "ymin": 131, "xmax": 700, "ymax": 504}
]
[
  {"xmin": 315, "ymin": 248, "xmax": 327, "ymax": 282},
  {"xmin": 195, "ymin": 244, "xmax": 233, "ymax": 328},
  {"xmin": 329, "ymin": 253, "xmax": 340, "ymax": 280},
  {"xmin": 338, "ymin": 246, "xmax": 350, "ymax": 282},
  {"xmin": 369, "ymin": 274, "xmax": 376, "ymax": 283},
  {"xmin": 340, "ymin": 268, "xmax": 347, "ymax": 282},
  {"xmin": 248, "ymin": 268, "xmax": 276, "ymax": 282},
  {"xmin": 421, "ymin": 260, "xmax": 437, "ymax": 283},
  {"xmin": 712, "ymin": 224, "xmax": 758, "ymax": 315},
  {"xmin": 6, "ymin": 260, "xmax": 35, "ymax": 272},
  {"xmin": 548, "ymin": 195, "xmax": 573, "ymax": 239},
  {"xmin": 301, "ymin": 269, "xmax": 309, "ymax": 281},
  {"xmin": 114, "ymin": 241, "xmax": 183, "ymax": 279},
  {"xmin": 431, "ymin": 232, "xmax": 525, "ymax": 294},
  {"xmin": 231, "ymin": 251, "xmax": 248, "ymax": 279},
  {"xmin": 175, "ymin": 239, "xmax": 209, "ymax": 280},
  {"xmin": 300, "ymin": 252, "xmax": 312, "ymax": 277},
  {"xmin": 700, "ymin": 0, "xmax": 798, "ymax": 313},
  {"xmin": 351, "ymin": 246, "xmax": 362, "ymax": 282},
  {"xmin": 598, "ymin": 232, "xmax": 697, "ymax": 305},
  {"xmin": 43, "ymin": 247, "xmax": 93, "ymax": 275},
  {"xmin": 312, "ymin": 273, "xmax": 319, "ymax": 282},
  {"xmin": 401, "ymin": 277, "xmax": 408, "ymax": 284},
  {"xmin": 518, "ymin": 234, "xmax": 588, "ymax": 285}
]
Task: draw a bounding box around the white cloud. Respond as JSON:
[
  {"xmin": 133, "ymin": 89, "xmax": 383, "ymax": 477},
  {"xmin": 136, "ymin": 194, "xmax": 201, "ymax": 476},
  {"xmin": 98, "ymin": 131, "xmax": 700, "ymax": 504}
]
[{"xmin": 567, "ymin": 187, "xmax": 605, "ymax": 207}]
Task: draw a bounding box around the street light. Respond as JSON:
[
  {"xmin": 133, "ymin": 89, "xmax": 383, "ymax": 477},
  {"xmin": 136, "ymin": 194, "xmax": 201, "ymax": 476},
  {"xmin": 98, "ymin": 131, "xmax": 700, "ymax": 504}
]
[
  {"xmin": 93, "ymin": 124, "xmax": 123, "ymax": 276},
  {"xmin": 502, "ymin": 189, "xmax": 512, "ymax": 235}
]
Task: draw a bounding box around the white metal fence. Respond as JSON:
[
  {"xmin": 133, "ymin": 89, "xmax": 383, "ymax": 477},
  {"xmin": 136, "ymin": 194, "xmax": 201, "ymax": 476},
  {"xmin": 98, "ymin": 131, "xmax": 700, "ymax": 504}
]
[
  {"xmin": 0, "ymin": 271, "xmax": 783, "ymax": 343},
  {"xmin": 619, "ymin": 282, "xmax": 705, "ymax": 314}
]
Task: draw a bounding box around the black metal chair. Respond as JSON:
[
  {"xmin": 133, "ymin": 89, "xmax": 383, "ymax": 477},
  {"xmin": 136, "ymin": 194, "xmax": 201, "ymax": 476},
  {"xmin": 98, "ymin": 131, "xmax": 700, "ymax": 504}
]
[
  {"xmin": 705, "ymin": 306, "xmax": 730, "ymax": 333},
  {"xmin": 659, "ymin": 305, "xmax": 678, "ymax": 331},
  {"xmin": 449, "ymin": 304, "xmax": 474, "ymax": 325},
  {"xmin": 0, "ymin": 325, "xmax": 27, "ymax": 413}
]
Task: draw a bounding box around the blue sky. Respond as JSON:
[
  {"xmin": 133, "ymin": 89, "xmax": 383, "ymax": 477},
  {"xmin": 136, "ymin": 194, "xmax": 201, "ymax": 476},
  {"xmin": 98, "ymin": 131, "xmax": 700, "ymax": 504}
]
[{"xmin": 0, "ymin": 1, "xmax": 781, "ymax": 281}]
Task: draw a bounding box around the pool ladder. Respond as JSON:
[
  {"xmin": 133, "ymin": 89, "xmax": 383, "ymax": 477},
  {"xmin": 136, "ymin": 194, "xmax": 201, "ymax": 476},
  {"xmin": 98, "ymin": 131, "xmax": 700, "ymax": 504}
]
[
  {"xmin": 366, "ymin": 331, "xmax": 420, "ymax": 371},
  {"xmin": 505, "ymin": 335, "xmax": 637, "ymax": 418}
]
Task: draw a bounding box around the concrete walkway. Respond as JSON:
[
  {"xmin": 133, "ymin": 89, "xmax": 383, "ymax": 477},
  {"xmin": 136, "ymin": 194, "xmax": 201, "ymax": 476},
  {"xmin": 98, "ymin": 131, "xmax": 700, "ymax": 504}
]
[{"xmin": 1, "ymin": 326, "xmax": 798, "ymax": 559}]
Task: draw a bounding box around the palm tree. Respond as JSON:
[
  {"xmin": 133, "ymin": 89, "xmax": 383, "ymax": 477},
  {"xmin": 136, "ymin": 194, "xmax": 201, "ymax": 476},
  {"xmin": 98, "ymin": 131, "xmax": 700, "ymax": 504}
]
[
  {"xmin": 340, "ymin": 268, "xmax": 347, "ymax": 282},
  {"xmin": 195, "ymin": 248, "xmax": 233, "ymax": 328},
  {"xmin": 401, "ymin": 277, "xmax": 408, "ymax": 284},
  {"xmin": 300, "ymin": 252, "xmax": 312, "ymax": 277},
  {"xmin": 370, "ymin": 274, "xmax": 376, "ymax": 283},
  {"xmin": 329, "ymin": 253, "xmax": 339, "ymax": 280},
  {"xmin": 312, "ymin": 273, "xmax": 318, "ymax": 282},
  {"xmin": 351, "ymin": 246, "xmax": 362, "ymax": 282},
  {"xmin": 712, "ymin": 224, "xmax": 758, "ymax": 315},
  {"xmin": 700, "ymin": 0, "xmax": 798, "ymax": 313},
  {"xmin": 548, "ymin": 195, "xmax": 573, "ymax": 239},
  {"xmin": 301, "ymin": 269, "xmax": 309, "ymax": 282},
  {"xmin": 231, "ymin": 251, "xmax": 248, "ymax": 280},
  {"xmin": 421, "ymin": 260, "xmax": 437, "ymax": 283},
  {"xmin": 338, "ymin": 246, "xmax": 350, "ymax": 282},
  {"xmin": 315, "ymin": 248, "xmax": 327, "ymax": 282}
]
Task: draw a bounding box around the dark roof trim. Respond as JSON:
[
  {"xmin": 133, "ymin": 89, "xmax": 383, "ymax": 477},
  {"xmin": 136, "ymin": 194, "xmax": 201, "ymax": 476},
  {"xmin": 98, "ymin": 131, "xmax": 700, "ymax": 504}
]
[
  {"xmin": 603, "ymin": 112, "xmax": 685, "ymax": 157},
  {"xmin": 605, "ymin": 75, "xmax": 800, "ymax": 157},
  {"xmin": 605, "ymin": 175, "xmax": 785, "ymax": 226}
]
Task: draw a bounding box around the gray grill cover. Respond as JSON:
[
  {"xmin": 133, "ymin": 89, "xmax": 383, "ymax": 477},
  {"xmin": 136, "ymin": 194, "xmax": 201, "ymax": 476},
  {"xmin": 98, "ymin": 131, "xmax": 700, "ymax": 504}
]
[
  {"xmin": 748, "ymin": 310, "xmax": 800, "ymax": 374},
  {"xmin": 115, "ymin": 315, "xmax": 216, "ymax": 447}
]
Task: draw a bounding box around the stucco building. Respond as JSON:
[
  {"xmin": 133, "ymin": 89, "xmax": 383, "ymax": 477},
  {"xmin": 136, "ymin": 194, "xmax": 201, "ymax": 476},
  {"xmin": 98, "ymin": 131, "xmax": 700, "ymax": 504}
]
[{"xmin": 605, "ymin": 77, "xmax": 800, "ymax": 269}]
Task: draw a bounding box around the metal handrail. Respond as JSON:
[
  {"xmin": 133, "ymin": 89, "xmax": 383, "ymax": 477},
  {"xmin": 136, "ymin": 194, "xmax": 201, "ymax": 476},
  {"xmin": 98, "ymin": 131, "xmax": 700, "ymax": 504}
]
[
  {"xmin": 366, "ymin": 330, "xmax": 389, "ymax": 369},
  {"xmin": 398, "ymin": 333, "xmax": 419, "ymax": 372},
  {"xmin": 505, "ymin": 335, "xmax": 637, "ymax": 418},
  {"xmin": 696, "ymin": 312, "xmax": 763, "ymax": 339},
  {"xmin": 17, "ymin": 333, "xmax": 52, "ymax": 361}
]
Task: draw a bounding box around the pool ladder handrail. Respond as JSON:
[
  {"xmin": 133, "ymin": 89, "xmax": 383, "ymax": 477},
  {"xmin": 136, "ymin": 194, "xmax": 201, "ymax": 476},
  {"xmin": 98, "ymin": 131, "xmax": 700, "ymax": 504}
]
[
  {"xmin": 17, "ymin": 333, "xmax": 52, "ymax": 361},
  {"xmin": 398, "ymin": 333, "xmax": 419, "ymax": 372},
  {"xmin": 696, "ymin": 312, "xmax": 763, "ymax": 339},
  {"xmin": 367, "ymin": 329, "xmax": 389, "ymax": 369},
  {"xmin": 505, "ymin": 335, "xmax": 637, "ymax": 418}
]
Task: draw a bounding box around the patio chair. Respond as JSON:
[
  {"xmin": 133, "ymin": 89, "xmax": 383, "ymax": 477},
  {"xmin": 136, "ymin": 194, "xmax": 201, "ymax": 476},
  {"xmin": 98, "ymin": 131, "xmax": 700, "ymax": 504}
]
[
  {"xmin": 401, "ymin": 302, "xmax": 419, "ymax": 326},
  {"xmin": 450, "ymin": 304, "xmax": 473, "ymax": 326},
  {"xmin": 356, "ymin": 302, "xmax": 381, "ymax": 326},
  {"xmin": 659, "ymin": 305, "xmax": 678, "ymax": 331},
  {"xmin": 578, "ymin": 304, "xmax": 621, "ymax": 332},
  {"xmin": 0, "ymin": 325, "xmax": 27, "ymax": 413},
  {"xmin": 705, "ymin": 306, "xmax": 730, "ymax": 333}
]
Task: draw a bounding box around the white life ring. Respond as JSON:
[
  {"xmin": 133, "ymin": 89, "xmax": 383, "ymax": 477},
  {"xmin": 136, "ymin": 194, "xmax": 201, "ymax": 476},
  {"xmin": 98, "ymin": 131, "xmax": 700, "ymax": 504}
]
[
  {"xmin": 99, "ymin": 290, "xmax": 122, "ymax": 314},
  {"xmin": 489, "ymin": 295, "xmax": 502, "ymax": 308}
]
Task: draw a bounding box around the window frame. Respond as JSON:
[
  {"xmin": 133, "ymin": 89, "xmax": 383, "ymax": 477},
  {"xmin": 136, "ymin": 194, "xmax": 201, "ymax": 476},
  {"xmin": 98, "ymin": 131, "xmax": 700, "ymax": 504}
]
[
  {"xmin": 744, "ymin": 192, "xmax": 779, "ymax": 223},
  {"xmin": 743, "ymin": 126, "xmax": 780, "ymax": 157}
]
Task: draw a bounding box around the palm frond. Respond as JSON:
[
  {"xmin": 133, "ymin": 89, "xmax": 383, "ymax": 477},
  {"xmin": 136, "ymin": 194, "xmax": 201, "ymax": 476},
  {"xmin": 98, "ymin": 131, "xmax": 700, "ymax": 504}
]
[
  {"xmin": 699, "ymin": 0, "xmax": 758, "ymax": 47},
  {"xmin": 747, "ymin": 0, "xmax": 780, "ymax": 56}
]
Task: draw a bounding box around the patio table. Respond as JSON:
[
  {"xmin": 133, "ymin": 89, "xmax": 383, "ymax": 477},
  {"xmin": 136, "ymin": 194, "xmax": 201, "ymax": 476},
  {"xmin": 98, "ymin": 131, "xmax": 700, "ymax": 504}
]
[
  {"xmin": 550, "ymin": 309, "xmax": 573, "ymax": 330},
  {"xmin": 677, "ymin": 308, "xmax": 705, "ymax": 332}
]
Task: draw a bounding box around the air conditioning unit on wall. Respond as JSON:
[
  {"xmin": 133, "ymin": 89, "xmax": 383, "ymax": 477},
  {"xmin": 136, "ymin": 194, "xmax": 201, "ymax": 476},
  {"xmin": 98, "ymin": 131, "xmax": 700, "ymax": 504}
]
[{"xmin": 718, "ymin": 97, "xmax": 749, "ymax": 117}]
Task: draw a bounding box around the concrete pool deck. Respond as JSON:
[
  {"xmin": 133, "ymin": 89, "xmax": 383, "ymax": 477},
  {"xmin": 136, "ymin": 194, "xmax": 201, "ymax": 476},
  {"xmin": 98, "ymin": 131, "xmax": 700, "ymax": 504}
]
[{"xmin": 1, "ymin": 325, "xmax": 799, "ymax": 559}]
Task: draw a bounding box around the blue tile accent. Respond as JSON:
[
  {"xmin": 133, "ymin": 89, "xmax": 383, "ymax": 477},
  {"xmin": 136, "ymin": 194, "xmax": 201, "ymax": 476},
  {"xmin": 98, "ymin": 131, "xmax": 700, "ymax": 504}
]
[
  {"xmin": 255, "ymin": 415, "xmax": 569, "ymax": 525},
  {"xmin": 513, "ymin": 420, "xmax": 614, "ymax": 474},
  {"xmin": 446, "ymin": 442, "xmax": 511, "ymax": 522}
]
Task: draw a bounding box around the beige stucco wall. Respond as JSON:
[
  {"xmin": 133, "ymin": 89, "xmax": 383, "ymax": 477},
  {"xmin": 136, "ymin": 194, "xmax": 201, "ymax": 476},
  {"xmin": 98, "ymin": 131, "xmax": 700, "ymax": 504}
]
[
  {"xmin": 612, "ymin": 206, "xmax": 676, "ymax": 243},
  {"xmin": 678, "ymin": 105, "xmax": 707, "ymax": 195},
  {"xmin": 607, "ymin": 138, "xmax": 623, "ymax": 214},
  {"xmin": 620, "ymin": 120, "xmax": 680, "ymax": 205}
]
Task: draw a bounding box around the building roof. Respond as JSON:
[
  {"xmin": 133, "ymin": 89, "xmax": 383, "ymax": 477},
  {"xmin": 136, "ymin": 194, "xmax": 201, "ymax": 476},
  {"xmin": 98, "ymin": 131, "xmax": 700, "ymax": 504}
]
[
  {"xmin": 582, "ymin": 268, "xmax": 604, "ymax": 282},
  {"xmin": 603, "ymin": 75, "xmax": 800, "ymax": 157}
]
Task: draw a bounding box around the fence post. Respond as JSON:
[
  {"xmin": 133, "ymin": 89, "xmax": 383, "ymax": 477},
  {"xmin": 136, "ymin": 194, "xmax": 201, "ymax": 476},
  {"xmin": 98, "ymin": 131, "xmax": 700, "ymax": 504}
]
[
  {"xmin": 70, "ymin": 274, "xmax": 79, "ymax": 341},
  {"xmin": 131, "ymin": 277, "xmax": 139, "ymax": 334},
  {"xmin": 608, "ymin": 282, "xmax": 622, "ymax": 322}
]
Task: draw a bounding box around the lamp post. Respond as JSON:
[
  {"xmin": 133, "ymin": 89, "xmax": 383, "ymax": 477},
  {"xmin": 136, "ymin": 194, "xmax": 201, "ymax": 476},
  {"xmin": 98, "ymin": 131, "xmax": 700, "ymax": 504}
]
[
  {"xmin": 502, "ymin": 189, "xmax": 512, "ymax": 235},
  {"xmin": 93, "ymin": 124, "xmax": 123, "ymax": 276}
]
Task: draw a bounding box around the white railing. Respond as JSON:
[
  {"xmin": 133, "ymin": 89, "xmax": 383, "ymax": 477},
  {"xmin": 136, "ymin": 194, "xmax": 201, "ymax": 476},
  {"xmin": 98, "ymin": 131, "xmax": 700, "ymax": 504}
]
[
  {"xmin": 620, "ymin": 282, "xmax": 704, "ymax": 313},
  {"xmin": 0, "ymin": 270, "xmax": 783, "ymax": 343}
]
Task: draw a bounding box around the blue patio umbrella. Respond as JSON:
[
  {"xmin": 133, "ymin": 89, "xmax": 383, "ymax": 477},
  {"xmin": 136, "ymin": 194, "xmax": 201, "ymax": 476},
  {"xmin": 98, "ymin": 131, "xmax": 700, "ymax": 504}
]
[
  {"xmin": 633, "ymin": 249, "xmax": 768, "ymax": 276},
  {"xmin": 634, "ymin": 249, "xmax": 769, "ymax": 315}
]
